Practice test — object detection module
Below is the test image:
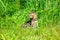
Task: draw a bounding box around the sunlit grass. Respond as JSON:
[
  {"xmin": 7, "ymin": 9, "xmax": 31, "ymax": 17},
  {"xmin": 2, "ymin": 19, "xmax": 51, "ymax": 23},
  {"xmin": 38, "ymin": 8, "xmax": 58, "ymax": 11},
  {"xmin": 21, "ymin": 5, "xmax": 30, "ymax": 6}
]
[{"xmin": 0, "ymin": 24, "xmax": 60, "ymax": 40}]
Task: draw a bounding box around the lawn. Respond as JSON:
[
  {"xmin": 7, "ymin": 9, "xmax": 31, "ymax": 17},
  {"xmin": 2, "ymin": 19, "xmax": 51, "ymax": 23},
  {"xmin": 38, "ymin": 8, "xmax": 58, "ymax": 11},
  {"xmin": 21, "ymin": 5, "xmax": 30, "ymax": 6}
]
[{"xmin": 0, "ymin": 0, "xmax": 60, "ymax": 40}]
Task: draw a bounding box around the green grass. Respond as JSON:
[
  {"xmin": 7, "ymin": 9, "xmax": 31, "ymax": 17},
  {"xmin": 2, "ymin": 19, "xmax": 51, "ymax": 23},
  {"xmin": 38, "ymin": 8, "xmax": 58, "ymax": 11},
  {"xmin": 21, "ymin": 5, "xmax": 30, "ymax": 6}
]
[
  {"xmin": 0, "ymin": 0, "xmax": 60, "ymax": 40},
  {"xmin": 0, "ymin": 24, "xmax": 60, "ymax": 40}
]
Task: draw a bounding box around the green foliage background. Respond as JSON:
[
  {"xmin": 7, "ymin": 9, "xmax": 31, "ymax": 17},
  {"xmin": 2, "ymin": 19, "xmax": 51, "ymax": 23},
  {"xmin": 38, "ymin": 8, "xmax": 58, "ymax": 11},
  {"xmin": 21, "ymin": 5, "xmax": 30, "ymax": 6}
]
[{"xmin": 0, "ymin": 0, "xmax": 60, "ymax": 40}]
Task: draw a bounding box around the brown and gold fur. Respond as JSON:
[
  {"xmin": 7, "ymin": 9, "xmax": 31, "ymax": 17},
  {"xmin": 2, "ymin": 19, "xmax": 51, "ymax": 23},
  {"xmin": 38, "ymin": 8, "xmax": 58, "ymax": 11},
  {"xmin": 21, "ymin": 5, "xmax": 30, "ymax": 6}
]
[{"xmin": 21, "ymin": 12, "xmax": 38, "ymax": 28}]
